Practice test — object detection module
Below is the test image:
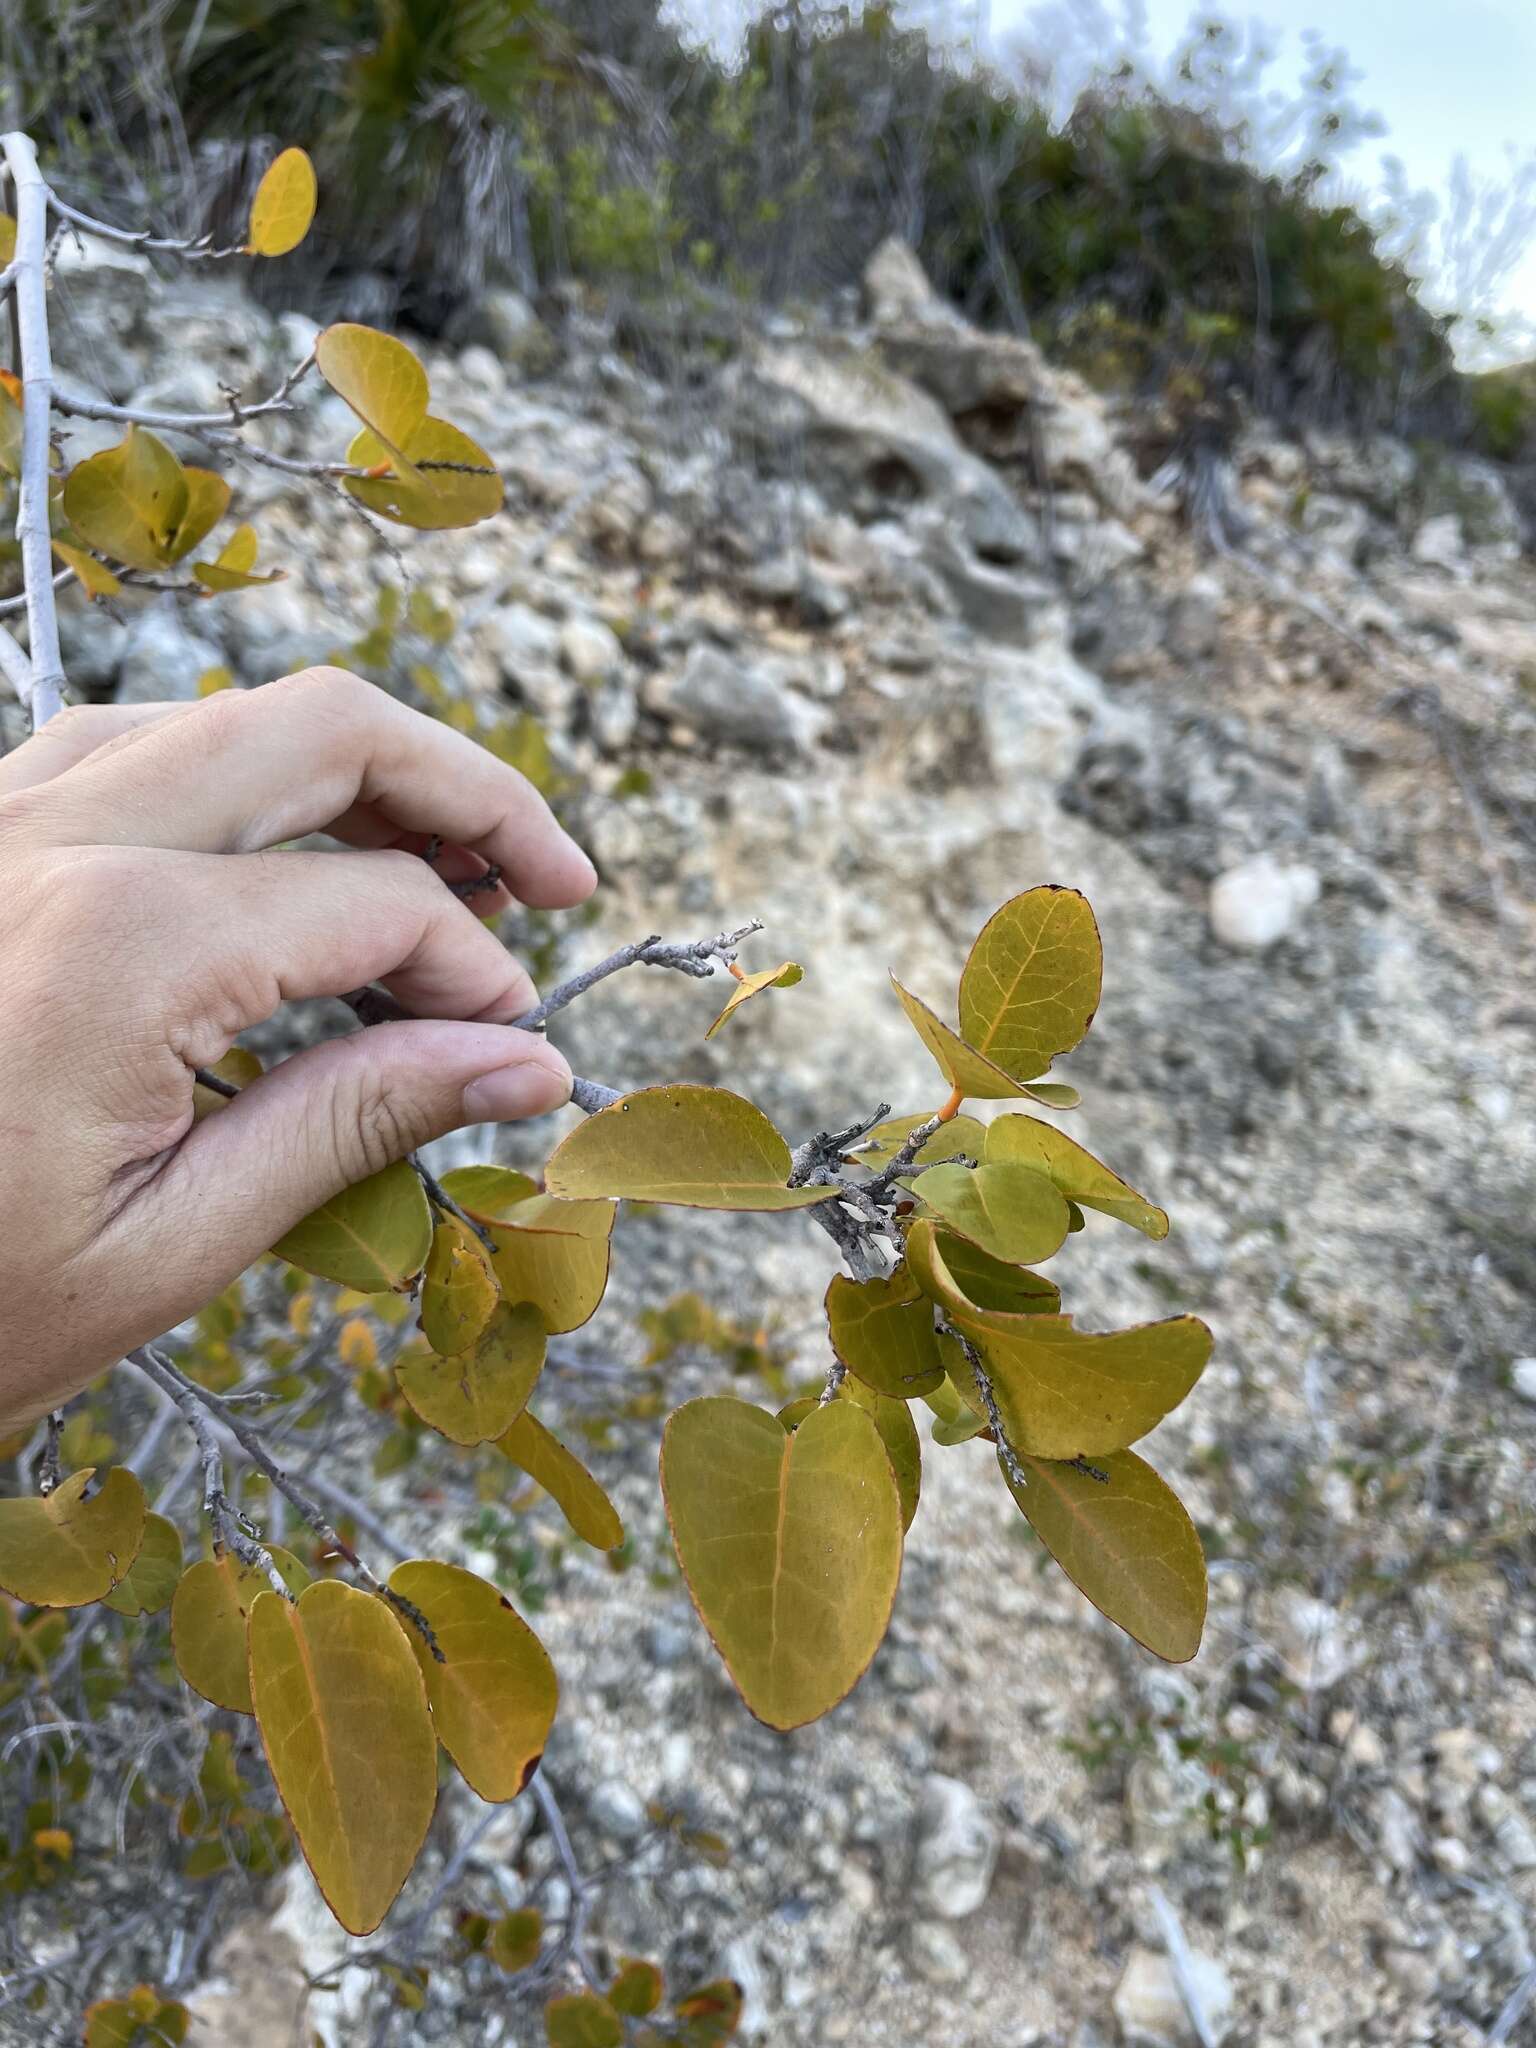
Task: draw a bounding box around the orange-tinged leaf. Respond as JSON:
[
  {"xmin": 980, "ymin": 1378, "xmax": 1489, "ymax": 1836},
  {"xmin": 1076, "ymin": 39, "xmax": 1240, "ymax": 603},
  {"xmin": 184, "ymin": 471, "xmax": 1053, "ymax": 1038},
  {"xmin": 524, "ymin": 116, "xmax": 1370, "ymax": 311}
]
[
  {"xmin": 249, "ymin": 1579, "xmax": 437, "ymax": 1934},
  {"xmin": 387, "ymin": 1560, "xmax": 557, "ymax": 1800},
  {"xmin": 171, "ymin": 1546, "xmax": 310, "ymax": 1714},
  {"xmin": 316, "ymin": 323, "xmax": 428, "ymax": 474},
  {"xmin": 823, "ymin": 1268, "xmax": 944, "ymax": 1400},
  {"xmin": 674, "ymin": 1978, "xmax": 745, "ymax": 2040},
  {"xmin": 343, "ymin": 416, "xmax": 503, "ymax": 530},
  {"xmin": 544, "ymin": 1085, "xmax": 840, "ymax": 1212},
  {"xmin": 497, "ymin": 1409, "xmax": 623, "ymax": 1550},
  {"xmin": 272, "ymin": 1160, "xmax": 433, "ymax": 1292},
  {"xmin": 247, "ymin": 146, "xmax": 317, "ymax": 257},
  {"xmin": 397, "ymin": 1302, "xmax": 545, "ymax": 1445},
  {"xmin": 661, "ymin": 1398, "xmax": 903, "ymax": 1730},
  {"xmin": 419, "ymin": 1218, "xmax": 499, "ymax": 1356},
  {"xmin": 983, "ymin": 1115, "xmax": 1168, "ymax": 1238},
  {"xmin": 474, "ymin": 1195, "xmax": 615, "ymax": 1337},
  {"xmin": 704, "ymin": 961, "xmax": 803, "ymax": 1039},
  {"xmin": 959, "ymin": 886, "xmax": 1102, "ymax": 1079},
  {"xmin": 102, "ymin": 1512, "xmax": 183, "ymax": 1617},
  {"xmin": 1003, "ymin": 1449, "xmax": 1207, "ymax": 1662},
  {"xmin": 545, "ymin": 1992, "xmax": 623, "ymax": 2048},
  {"xmin": 0, "ymin": 1468, "xmax": 146, "ymax": 1608}
]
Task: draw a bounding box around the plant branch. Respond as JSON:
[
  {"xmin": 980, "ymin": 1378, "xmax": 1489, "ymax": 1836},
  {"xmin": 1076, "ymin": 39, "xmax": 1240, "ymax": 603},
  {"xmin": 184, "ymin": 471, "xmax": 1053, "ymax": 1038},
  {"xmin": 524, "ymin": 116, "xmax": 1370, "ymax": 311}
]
[
  {"xmin": 514, "ymin": 919, "xmax": 764, "ymax": 1033},
  {"xmin": 412, "ymin": 1157, "xmax": 498, "ymax": 1256}
]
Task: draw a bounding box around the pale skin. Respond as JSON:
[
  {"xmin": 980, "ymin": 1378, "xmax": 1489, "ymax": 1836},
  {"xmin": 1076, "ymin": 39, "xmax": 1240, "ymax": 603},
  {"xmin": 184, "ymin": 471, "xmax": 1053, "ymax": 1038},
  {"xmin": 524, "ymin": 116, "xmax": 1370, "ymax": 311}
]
[{"xmin": 0, "ymin": 666, "xmax": 595, "ymax": 1435}]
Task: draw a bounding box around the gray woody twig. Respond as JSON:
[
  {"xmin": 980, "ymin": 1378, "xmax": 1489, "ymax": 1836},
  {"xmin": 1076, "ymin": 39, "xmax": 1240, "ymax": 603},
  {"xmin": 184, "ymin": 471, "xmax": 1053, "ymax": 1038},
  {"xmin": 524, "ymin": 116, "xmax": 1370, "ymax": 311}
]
[{"xmin": 1, "ymin": 131, "xmax": 66, "ymax": 725}]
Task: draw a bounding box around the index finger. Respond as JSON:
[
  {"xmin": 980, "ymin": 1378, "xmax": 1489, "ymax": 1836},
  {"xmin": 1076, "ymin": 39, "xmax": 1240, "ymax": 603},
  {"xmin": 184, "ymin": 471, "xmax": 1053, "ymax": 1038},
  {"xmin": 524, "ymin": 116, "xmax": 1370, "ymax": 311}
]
[{"xmin": 14, "ymin": 667, "xmax": 597, "ymax": 910}]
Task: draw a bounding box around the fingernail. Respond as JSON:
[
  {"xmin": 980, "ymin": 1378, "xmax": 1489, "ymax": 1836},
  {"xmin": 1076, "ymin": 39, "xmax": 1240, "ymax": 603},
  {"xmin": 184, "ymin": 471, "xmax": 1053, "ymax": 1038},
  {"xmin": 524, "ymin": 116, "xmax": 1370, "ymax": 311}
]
[{"xmin": 463, "ymin": 1056, "xmax": 571, "ymax": 1123}]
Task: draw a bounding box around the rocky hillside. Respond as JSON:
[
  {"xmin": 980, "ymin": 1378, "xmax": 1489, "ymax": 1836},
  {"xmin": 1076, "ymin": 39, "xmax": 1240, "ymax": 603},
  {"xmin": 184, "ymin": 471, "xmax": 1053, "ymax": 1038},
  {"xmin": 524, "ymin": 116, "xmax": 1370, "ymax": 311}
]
[{"xmin": 15, "ymin": 232, "xmax": 1536, "ymax": 2048}]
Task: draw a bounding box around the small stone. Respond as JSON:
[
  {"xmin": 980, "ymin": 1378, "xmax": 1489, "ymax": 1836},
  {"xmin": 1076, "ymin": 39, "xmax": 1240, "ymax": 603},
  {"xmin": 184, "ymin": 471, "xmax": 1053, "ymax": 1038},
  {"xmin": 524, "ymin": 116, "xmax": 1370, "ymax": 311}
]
[
  {"xmin": 1113, "ymin": 1946, "xmax": 1234, "ymax": 2046},
  {"xmin": 648, "ymin": 642, "xmax": 829, "ymax": 756},
  {"xmin": 911, "ymin": 1773, "xmax": 999, "ymax": 1921},
  {"xmin": 1510, "ymin": 1359, "xmax": 1536, "ymax": 1405},
  {"xmin": 906, "ymin": 1920, "xmax": 970, "ymax": 1987},
  {"xmin": 1209, "ymin": 855, "xmax": 1321, "ymax": 952},
  {"xmin": 559, "ymin": 616, "xmax": 623, "ymax": 684},
  {"xmin": 587, "ymin": 1777, "xmax": 647, "ymax": 1843},
  {"xmin": 1411, "ymin": 512, "xmax": 1465, "ymax": 570}
]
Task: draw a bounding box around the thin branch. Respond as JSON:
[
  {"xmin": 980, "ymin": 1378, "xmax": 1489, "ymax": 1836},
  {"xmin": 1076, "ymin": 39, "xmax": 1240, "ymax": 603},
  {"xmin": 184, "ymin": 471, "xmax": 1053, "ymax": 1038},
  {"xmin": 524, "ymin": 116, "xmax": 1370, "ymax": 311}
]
[
  {"xmin": 945, "ymin": 1325, "xmax": 1031, "ymax": 1496},
  {"xmin": 514, "ymin": 921, "xmax": 764, "ymax": 1033},
  {"xmin": 0, "ymin": 622, "xmax": 33, "ymax": 699},
  {"xmin": 0, "ymin": 567, "xmax": 74, "ymax": 619},
  {"xmin": 530, "ymin": 1774, "xmax": 602, "ymax": 1990},
  {"xmin": 44, "ymin": 189, "xmax": 242, "ymax": 259},
  {"xmin": 1, "ymin": 131, "xmax": 66, "ymax": 725},
  {"xmin": 412, "ymin": 1157, "xmax": 498, "ymax": 1256}
]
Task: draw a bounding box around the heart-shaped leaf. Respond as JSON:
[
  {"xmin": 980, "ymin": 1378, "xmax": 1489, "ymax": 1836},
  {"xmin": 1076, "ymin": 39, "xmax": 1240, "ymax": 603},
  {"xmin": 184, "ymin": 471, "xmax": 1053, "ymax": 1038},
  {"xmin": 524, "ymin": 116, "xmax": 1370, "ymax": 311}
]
[
  {"xmin": 907, "ymin": 1159, "xmax": 1071, "ymax": 1266},
  {"xmin": 958, "ymin": 886, "xmax": 1102, "ymax": 1078},
  {"xmin": 102, "ymin": 1512, "xmax": 183, "ymax": 1617},
  {"xmin": 249, "ymin": 1579, "xmax": 437, "ymax": 1934},
  {"xmin": 983, "ymin": 1116, "xmax": 1168, "ymax": 1238},
  {"xmin": 247, "ymin": 146, "xmax": 317, "ymax": 257},
  {"xmin": 419, "ymin": 1217, "xmax": 499, "ymax": 1356},
  {"xmin": 397, "ymin": 1302, "xmax": 545, "ymax": 1445},
  {"xmin": 545, "ymin": 1086, "xmax": 839, "ymax": 1211},
  {"xmin": 661, "ymin": 1397, "xmax": 903, "ymax": 1730},
  {"xmin": 343, "ymin": 416, "xmax": 503, "ymax": 529},
  {"xmin": 1002, "ymin": 1449, "xmax": 1206, "ymax": 1662},
  {"xmin": 824, "ymin": 1268, "xmax": 944, "ymax": 1399},
  {"xmin": 498, "ymin": 1410, "xmax": 623, "ymax": 1550},
  {"xmin": 387, "ymin": 1560, "xmax": 557, "ymax": 1800},
  {"xmin": 0, "ymin": 1468, "xmax": 146, "ymax": 1608},
  {"xmin": 171, "ymin": 1545, "xmax": 311, "ymax": 1713},
  {"xmin": 272, "ymin": 1160, "xmax": 433, "ymax": 1292},
  {"xmin": 705, "ymin": 961, "xmax": 803, "ymax": 1039}
]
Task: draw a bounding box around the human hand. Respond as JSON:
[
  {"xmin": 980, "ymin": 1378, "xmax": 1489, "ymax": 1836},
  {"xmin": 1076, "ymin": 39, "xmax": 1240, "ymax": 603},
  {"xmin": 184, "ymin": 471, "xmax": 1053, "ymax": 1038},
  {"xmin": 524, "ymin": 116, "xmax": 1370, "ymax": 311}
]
[{"xmin": 0, "ymin": 667, "xmax": 594, "ymax": 1432}]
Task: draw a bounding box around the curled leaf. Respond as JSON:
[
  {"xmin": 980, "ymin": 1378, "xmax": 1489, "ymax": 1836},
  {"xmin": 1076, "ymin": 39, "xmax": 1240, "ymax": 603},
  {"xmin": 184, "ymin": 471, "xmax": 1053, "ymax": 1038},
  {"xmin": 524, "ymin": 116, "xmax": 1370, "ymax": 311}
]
[
  {"xmin": 705, "ymin": 961, "xmax": 803, "ymax": 1039},
  {"xmin": 498, "ymin": 1410, "xmax": 623, "ymax": 1551},
  {"xmin": 419, "ymin": 1217, "xmax": 499, "ymax": 1356},
  {"xmin": 907, "ymin": 1159, "xmax": 1071, "ymax": 1267},
  {"xmin": 0, "ymin": 1468, "xmax": 147, "ymax": 1608},
  {"xmin": 397, "ymin": 1301, "xmax": 546, "ymax": 1446},
  {"xmin": 343, "ymin": 416, "xmax": 503, "ymax": 530},
  {"xmin": 316, "ymin": 323, "xmax": 428, "ymax": 474}
]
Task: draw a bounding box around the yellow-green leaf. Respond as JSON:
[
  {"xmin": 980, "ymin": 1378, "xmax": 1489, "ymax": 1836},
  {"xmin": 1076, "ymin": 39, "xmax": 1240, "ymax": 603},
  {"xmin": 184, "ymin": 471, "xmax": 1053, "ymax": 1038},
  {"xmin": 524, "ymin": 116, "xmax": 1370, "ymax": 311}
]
[
  {"xmin": 170, "ymin": 1546, "xmax": 311, "ymax": 1713},
  {"xmin": 249, "ymin": 1579, "xmax": 437, "ymax": 1935},
  {"xmin": 851, "ymin": 1112, "xmax": 989, "ymax": 1170},
  {"xmin": 608, "ymin": 1960, "xmax": 664, "ymax": 2017},
  {"xmin": 958, "ymin": 886, "xmax": 1102, "ymax": 1078},
  {"xmin": 705, "ymin": 961, "xmax": 803, "ymax": 1039},
  {"xmin": 907, "ymin": 1160, "xmax": 1071, "ymax": 1266},
  {"xmin": 83, "ymin": 1986, "xmax": 189, "ymax": 2048},
  {"xmin": 0, "ymin": 1468, "xmax": 147, "ymax": 1608},
  {"xmin": 455, "ymin": 1185, "xmax": 615, "ymax": 1336},
  {"xmin": 0, "ymin": 216, "xmax": 14, "ymax": 266},
  {"xmin": 387, "ymin": 1560, "xmax": 557, "ymax": 1800},
  {"xmin": 785, "ymin": 1383, "xmax": 921, "ymax": 1533},
  {"xmin": 1003, "ymin": 1449, "xmax": 1206, "ymax": 1662},
  {"xmin": 889, "ymin": 977, "xmax": 1077, "ymax": 1106},
  {"xmin": 191, "ymin": 1044, "xmax": 262, "ymax": 1121},
  {"xmin": 923, "ymin": 1365, "xmax": 990, "ymax": 1446},
  {"xmin": 51, "ymin": 539, "xmax": 121, "ymax": 597},
  {"xmin": 661, "ymin": 1397, "xmax": 903, "ymax": 1731},
  {"xmin": 498, "ymin": 1410, "xmax": 623, "ymax": 1550},
  {"xmin": 247, "ymin": 146, "xmax": 318, "ymax": 257},
  {"xmin": 545, "ymin": 1992, "xmax": 623, "ymax": 2048},
  {"xmin": 163, "ymin": 467, "xmax": 231, "ymax": 562},
  {"xmin": 435, "ymin": 1166, "xmax": 539, "ymax": 1217},
  {"xmin": 396, "ymin": 1303, "xmax": 545, "ymax": 1446},
  {"xmin": 823, "ymin": 1268, "xmax": 944, "ymax": 1399},
  {"xmin": 316, "ymin": 323, "xmax": 428, "ymax": 474},
  {"xmin": 272, "ymin": 1161, "xmax": 433, "ymax": 1292},
  {"xmin": 419, "ymin": 1218, "xmax": 499, "ymax": 1356},
  {"xmin": 489, "ymin": 1907, "xmax": 543, "ymax": 1973},
  {"xmin": 193, "ymin": 522, "xmax": 285, "ymax": 591},
  {"xmin": 343, "ymin": 416, "xmax": 503, "ymax": 530},
  {"xmin": 983, "ymin": 1115, "xmax": 1168, "ymax": 1238},
  {"xmin": 904, "ymin": 1217, "xmax": 1060, "ymax": 1316},
  {"xmin": 544, "ymin": 1085, "xmax": 838, "ymax": 1212},
  {"xmin": 0, "ymin": 375, "xmax": 22, "ymax": 477},
  {"xmin": 102, "ymin": 1513, "xmax": 183, "ymax": 1617},
  {"xmin": 61, "ymin": 427, "xmax": 188, "ymax": 571}
]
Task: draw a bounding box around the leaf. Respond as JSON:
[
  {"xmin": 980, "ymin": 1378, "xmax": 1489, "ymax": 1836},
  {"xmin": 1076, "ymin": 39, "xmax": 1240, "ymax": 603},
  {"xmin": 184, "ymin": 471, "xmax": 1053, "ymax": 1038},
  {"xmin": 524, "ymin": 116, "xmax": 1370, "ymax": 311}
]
[
  {"xmin": 249, "ymin": 1579, "xmax": 437, "ymax": 1935},
  {"xmin": 102, "ymin": 1513, "xmax": 183, "ymax": 1617},
  {"xmin": 51, "ymin": 540, "xmax": 121, "ymax": 598},
  {"xmin": 923, "ymin": 1368, "xmax": 991, "ymax": 1446},
  {"xmin": 396, "ymin": 1302, "xmax": 545, "ymax": 1446},
  {"xmin": 1002, "ymin": 1450, "xmax": 1206, "ymax": 1662},
  {"xmin": 937, "ymin": 1295, "xmax": 1212, "ymax": 1460},
  {"xmin": 0, "ymin": 1469, "xmax": 146, "ymax": 1608},
  {"xmin": 958, "ymin": 886, "xmax": 1102, "ymax": 1078},
  {"xmin": 0, "ymin": 215, "xmax": 13, "ymax": 265},
  {"xmin": 545, "ymin": 1086, "xmax": 839, "ymax": 1212},
  {"xmin": 193, "ymin": 522, "xmax": 285, "ymax": 592},
  {"xmin": 783, "ymin": 1384, "xmax": 921, "ymax": 1533},
  {"xmin": 489, "ymin": 1907, "xmax": 543, "ymax": 1973},
  {"xmin": 387, "ymin": 1561, "xmax": 557, "ymax": 1801},
  {"xmin": 983, "ymin": 1116, "xmax": 1168, "ymax": 1238},
  {"xmin": 674, "ymin": 1978, "xmax": 745, "ymax": 2042},
  {"xmin": 0, "ymin": 375, "xmax": 21, "ymax": 477},
  {"xmin": 498, "ymin": 1409, "xmax": 623, "ymax": 1550},
  {"xmin": 247, "ymin": 146, "xmax": 317, "ymax": 257},
  {"xmin": 890, "ymin": 977, "xmax": 1077, "ymax": 1107},
  {"xmin": 823, "ymin": 1269, "xmax": 944, "ymax": 1399},
  {"xmin": 316, "ymin": 323, "xmax": 428, "ymax": 475},
  {"xmin": 851, "ymin": 1112, "xmax": 989, "ymax": 1170},
  {"xmin": 907, "ymin": 1159, "xmax": 1071, "ymax": 1267},
  {"xmin": 546, "ymin": 1992, "xmax": 624, "ymax": 2048},
  {"xmin": 343, "ymin": 416, "xmax": 504, "ymax": 530},
  {"xmin": 609, "ymin": 1960, "xmax": 664, "ymax": 2018},
  {"xmin": 661, "ymin": 1398, "xmax": 903, "ymax": 1730},
  {"xmin": 163, "ymin": 468, "xmax": 231, "ymax": 562},
  {"xmin": 191, "ymin": 1045, "xmax": 262, "ymax": 1121},
  {"xmin": 272, "ymin": 1160, "xmax": 433, "ymax": 1292},
  {"xmin": 83, "ymin": 1986, "xmax": 190, "ymax": 2048},
  {"xmin": 435, "ymin": 1166, "xmax": 539, "ymax": 1217},
  {"xmin": 452, "ymin": 1184, "xmax": 615, "ymax": 1336},
  {"xmin": 705, "ymin": 961, "xmax": 803, "ymax": 1039},
  {"xmin": 419, "ymin": 1218, "xmax": 499, "ymax": 1356},
  {"xmin": 171, "ymin": 1546, "xmax": 311, "ymax": 1714},
  {"xmin": 904, "ymin": 1217, "xmax": 1060, "ymax": 1316},
  {"xmin": 61, "ymin": 428, "xmax": 189, "ymax": 571}
]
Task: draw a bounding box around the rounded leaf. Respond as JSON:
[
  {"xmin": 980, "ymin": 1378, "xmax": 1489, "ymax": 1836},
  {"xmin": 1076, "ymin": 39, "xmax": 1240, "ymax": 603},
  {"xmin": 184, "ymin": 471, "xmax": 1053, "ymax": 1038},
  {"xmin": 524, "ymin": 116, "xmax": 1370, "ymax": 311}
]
[
  {"xmin": 316, "ymin": 324, "xmax": 429, "ymax": 470},
  {"xmin": 661, "ymin": 1397, "xmax": 903, "ymax": 1730},
  {"xmin": 852, "ymin": 1112, "xmax": 989, "ymax": 1170},
  {"xmin": 102, "ymin": 1512, "xmax": 183, "ymax": 1617},
  {"xmin": 545, "ymin": 1992, "xmax": 623, "ymax": 2048},
  {"xmin": 783, "ymin": 1384, "xmax": 921, "ymax": 1533},
  {"xmin": 908, "ymin": 1159, "xmax": 1071, "ymax": 1267},
  {"xmin": 471, "ymin": 1192, "xmax": 615, "ymax": 1337},
  {"xmin": 889, "ymin": 977, "xmax": 1075, "ymax": 1106},
  {"xmin": 983, "ymin": 1115, "xmax": 1168, "ymax": 1238},
  {"xmin": 249, "ymin": 1579, "xmax": 437, "ymax": 1934},
  {"xmin": 0, "ymin": 1468, "xmax": 146, "ymax": 1608},
  {"xmin": 343, "ymin": 416, "xmax": 503, "ymax": 530},
  {"xmin": 61, "ymin": 427, "xmax": 189, "ymax": 571},
  {"xmin": 904, "ymin": 1217, "xmax": 1060, "ymax": 1316},
  {"xmin": 388, "ymin": 1560, "xmax": 557, "ymax": 1800},
  {"xmin": 497, "ymin": 1410, "xmax": 623, "ymax": 1551},
  {"xmin": 248, "ymin": 146, "xmax": 318, "ymax": 257},
  {"xmin": 958, "ymin": 886, "xmax": 1102, "ymax": 1078},
  {"xmin": 171, "ymin": 1546, "xmax": 310, "ymax": 1713},
  {"xmin": 490, "ymin": 1907, "xmax": 543, "ymax": 1973},
  {"xmin": 1004, "ymin": 1449, "xmax": 1206, "ymax": 1662},
  {"xmin": 272, "ymin": 1160, "xmax": 432, "ymax": 1292},
  {"xmin": 545, "ymin": 1085, "xmax": 839, "ymax": 1212},
  {"xmin": 419, "ymin": 1217, "xmax": 499, "ymax": 1356},
  {"xmin": 824, "ymin": 1268, "xmax": 944, "ymax": 1399},
  {"xmin": 397, "ymin": 1302, "xmax": 546, "ymax": 1446}
]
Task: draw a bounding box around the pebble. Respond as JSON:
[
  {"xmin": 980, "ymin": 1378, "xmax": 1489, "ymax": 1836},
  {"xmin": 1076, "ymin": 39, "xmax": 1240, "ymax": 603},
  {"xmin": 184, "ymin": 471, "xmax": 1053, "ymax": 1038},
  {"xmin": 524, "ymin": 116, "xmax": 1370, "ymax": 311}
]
[
  {"xmin": 1113, "ymin": 1945, "xmax": 1235, "ymax": 2046},
  {"xmin": 911, "ymin": 1773, "xmax": 999, "ymax": 1920},
  {"xmin": 1510, "ymin": 1358, "xmax": 1536, "ymax": 1405},
  {"xmin": 1209, "ymin": 854, "xmax": 1321, "ymax": 951}
]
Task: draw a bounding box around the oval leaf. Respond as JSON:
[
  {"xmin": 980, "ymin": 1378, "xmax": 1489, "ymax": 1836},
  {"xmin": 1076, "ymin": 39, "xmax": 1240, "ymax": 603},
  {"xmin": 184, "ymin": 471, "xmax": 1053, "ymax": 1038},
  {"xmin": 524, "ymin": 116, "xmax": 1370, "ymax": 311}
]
[
  {"xmin": 498, "ymin": 1410, "xmax": 623, "ymax": 1550},
  {"xmin": 419, "ymin": 1217, "xmax": 499, "ymax": 1356},
  {"xmin": 344, "ymin": 416, "xmax": 503, "ymax": 529},
  {"xmin": 958, "ymin": 886, "xmax": 1103, "ymax": 1078},
  {"xmin": 388, "ymin": 1560, "xmax": 557, "ymax": 1800},
  {"xmin": 608, "ymin": 1960, "xmax": 664, "ymax": 2017},
  {"xmin": 1003, "ymin": 1449, "xmax": 1206, "ymax": 1662},
  {"xmin": 0, "ymin": 1468, "xmax": 146, "ymax": 1608},
  {"xmin": 249, "ymin": 1579, "xmax": 437, "ymax": 1934},
  {"xmin": 545, "ymin": 1085, "xmax": 838, "ymax": 1212},
  {"xmin": 984, "ymin": 1115, "xmax": 1168, "ymax": 1238},
  {"xmin": 904, "ymin": 1216, "xmax": 1061, "ymax": 1315},
  {"xmin": 545, "ymin": 1992, "xmax": 624, "ymax": 2048},
  {"xmin": 824, "ymin": 1268, "xmax": 944, "ymax": 1399},
  {"xmin": 397, "ymin": 1302, "xmax": 546, "ymax": 1446},
  {"xmin": 889, "ymin": 977, "xmax": 1074, "ymax": 1106},
  {"xmin": 61, "ymin": 427, "xmax": 189, "ymax": 570},
  {"xmin": 705, "ymin": 961, "xmax": 803, "ymax": 1039},
  {"xmin": 272, "ymin": 1160, "xmax": 432, "ymax": 1292},
  {"xmin": 452, "ymin": 1185, "xmax": 615, "ymax": 1336},
  {"xmin": 908, "ymin": 1159, "xmax": 1071, "ymax": 1266},
  {"xmin": 490, "ymin": 1907, "xmax": 543, "ymax": 1973},
  {"xmin": 784, "ymin": 1384, "xmax": 921, "ymax": 1533},
  {"xmin": 248, "ymin": 146, "xmax": 318, "ymax": 257},
  {"xmin": 171, "ymin": 1546, "xmax": 311, "ymax": 1713},
  {"xmin": 102, "ymin": 1512, "xmax": 183, "ymax": 1617},
  {"xmin": 661, "ymin": 1397, "xmax": 903, "ymax": 1730},
  {"xmin": 316, "ymin": 324, "xmax": 428, "ymax": 471}
]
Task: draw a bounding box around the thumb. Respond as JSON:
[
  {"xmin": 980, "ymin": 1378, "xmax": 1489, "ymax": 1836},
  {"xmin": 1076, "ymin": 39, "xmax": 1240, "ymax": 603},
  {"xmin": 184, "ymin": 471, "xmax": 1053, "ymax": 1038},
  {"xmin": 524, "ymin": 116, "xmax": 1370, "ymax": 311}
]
[{"xmin": 153, "ymin": 1021, "xmax": 571, "ymax": 1286}]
